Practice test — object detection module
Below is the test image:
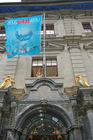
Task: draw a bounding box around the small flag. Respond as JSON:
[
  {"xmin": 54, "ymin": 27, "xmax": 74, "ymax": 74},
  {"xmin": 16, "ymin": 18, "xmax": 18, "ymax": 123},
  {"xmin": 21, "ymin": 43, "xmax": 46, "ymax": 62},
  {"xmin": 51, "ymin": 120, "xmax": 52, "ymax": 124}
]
[{"xmin": 4, "ymin": 15, "xmax": 42, "ymax": 58}]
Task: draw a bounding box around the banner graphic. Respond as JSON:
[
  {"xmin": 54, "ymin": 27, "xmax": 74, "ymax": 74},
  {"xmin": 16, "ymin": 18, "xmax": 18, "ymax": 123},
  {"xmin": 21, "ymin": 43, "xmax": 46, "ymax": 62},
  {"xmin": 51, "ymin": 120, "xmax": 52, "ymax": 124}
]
[{"xmin": 4, "ymin": 15, "xmax": 42, "ymax": 58}]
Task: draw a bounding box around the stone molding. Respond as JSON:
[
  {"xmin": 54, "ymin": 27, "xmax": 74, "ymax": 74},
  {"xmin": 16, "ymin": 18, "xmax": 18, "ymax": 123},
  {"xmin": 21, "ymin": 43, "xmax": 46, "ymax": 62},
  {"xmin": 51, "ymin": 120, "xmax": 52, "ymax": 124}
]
[
  {"xmin": 25, "ymin": 78, "xmax": 63, "ymax": 91},
  {"xmin": 15, "ymin": 104, "xmax": 73, "ymax": 130},
  {"xmin": 83, "ymin": 42, "xmax": 93, "ymax": 50},
  {"xmin": 68, "ymin": 124, "xmax": 82, "ymax": 132}
]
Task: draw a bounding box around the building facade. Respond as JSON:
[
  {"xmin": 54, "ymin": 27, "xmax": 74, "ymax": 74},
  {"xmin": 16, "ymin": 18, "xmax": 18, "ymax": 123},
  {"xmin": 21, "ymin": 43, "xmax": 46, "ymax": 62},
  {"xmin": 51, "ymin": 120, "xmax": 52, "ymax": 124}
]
[{"xmin": 0, "ymin": 1, "xmax": 93, "ymax": 140}]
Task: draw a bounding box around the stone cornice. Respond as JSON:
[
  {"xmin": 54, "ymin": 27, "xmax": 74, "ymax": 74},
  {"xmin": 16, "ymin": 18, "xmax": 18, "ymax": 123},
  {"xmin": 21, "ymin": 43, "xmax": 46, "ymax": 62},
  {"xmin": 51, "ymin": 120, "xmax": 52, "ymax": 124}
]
[
  {"xmin": 83, "ymin": 42, "xmax": 93, "ymax": 50},
  {"xmin": 0, "ymin": 88, "xmax": 8, "ymax": 93},
  {"xmin": 1, "ymin": 0, "xmax": 93, "ymax": 6}
]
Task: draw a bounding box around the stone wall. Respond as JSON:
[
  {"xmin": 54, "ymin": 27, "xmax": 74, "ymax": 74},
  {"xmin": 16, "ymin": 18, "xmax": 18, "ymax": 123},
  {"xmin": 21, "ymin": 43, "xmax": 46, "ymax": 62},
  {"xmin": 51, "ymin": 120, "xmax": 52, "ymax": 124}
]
[
  {"xmin": 0, "ymin": 11, "xmax": 93, "ymax": 89},
  {"xmin": 0, "ymin": 81, "xmax": 93, "ymax": 140}
]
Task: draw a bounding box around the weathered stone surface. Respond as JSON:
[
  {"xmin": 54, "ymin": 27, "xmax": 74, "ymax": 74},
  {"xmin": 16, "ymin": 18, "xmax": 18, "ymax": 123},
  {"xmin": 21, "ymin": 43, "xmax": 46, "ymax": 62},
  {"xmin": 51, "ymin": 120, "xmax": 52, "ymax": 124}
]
[{"xmin": 0, "ymin": 5, "xmax": 93, "ymax": 140}]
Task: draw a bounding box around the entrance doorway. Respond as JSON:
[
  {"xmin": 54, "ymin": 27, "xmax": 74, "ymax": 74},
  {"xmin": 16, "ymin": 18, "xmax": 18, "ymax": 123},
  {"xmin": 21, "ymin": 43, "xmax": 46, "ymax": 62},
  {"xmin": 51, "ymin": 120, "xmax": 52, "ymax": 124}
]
[
  {"xmin": 17, "ymin": 104, "xmax": 70, "ymax": 140},
  {"xmin": 19, "ymin": 110, "xmax": 69, "ymax": 140}
]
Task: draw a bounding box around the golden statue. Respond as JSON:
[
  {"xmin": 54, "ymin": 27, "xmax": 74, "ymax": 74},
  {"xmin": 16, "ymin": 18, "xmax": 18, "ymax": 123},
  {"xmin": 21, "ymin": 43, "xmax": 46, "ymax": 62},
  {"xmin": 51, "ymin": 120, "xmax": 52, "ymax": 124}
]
[
  {"xmin": 0, "ymin": 75, "xmax": 15, "ymax": 89},
  {"xmin": 75, "ymin": 74, "xmax": 90, "ymax": 87}
]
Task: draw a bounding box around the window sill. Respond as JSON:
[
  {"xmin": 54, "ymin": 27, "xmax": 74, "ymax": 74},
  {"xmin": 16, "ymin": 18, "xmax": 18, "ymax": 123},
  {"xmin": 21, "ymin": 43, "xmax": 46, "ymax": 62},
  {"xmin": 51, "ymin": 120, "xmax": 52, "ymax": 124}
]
[{"xmin": 83, "ymin": 32, "xmax": 93, "ymax": 36}]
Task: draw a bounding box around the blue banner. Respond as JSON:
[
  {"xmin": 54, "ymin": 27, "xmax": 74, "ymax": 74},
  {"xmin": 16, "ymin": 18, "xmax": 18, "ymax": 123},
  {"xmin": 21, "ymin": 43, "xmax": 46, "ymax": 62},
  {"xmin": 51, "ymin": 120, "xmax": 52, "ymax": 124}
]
[{"xmin": 4, "ymin": 15, "xmax": 42, "ymax": 58}]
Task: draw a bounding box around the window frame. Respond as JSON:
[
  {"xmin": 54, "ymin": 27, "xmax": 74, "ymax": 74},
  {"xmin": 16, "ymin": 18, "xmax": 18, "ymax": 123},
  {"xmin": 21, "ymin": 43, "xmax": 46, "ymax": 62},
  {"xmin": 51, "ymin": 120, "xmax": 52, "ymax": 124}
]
[
  {"xmin": 31, "ymin": 58, "xmax": 58, "ymax": 77},
  {"xmin": 0, "ymin": 26, "xmax": 5, "ymax": 34},
  {"xmin": 41, "ymin": 24, "xmax": 55, "ymax": 35},
  {"xmin": 82, "ymin": 22, "xmax": 92, "ymax": 33}
]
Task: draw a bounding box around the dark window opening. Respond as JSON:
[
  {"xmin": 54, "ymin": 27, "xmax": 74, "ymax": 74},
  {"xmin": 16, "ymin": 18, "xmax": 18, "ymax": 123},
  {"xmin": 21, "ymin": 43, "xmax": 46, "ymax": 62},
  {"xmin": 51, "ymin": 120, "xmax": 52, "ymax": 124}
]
[
  {"xmin": 0, "ymin": 26, "xmax": 5, "ymax": 34},
  {"xmin": 82, "ymin": 23, "xmax": 92, "ymax": 33},
  {"xmin": 41, "ymin": 24, "xmax": 54, "ymax": 34}
]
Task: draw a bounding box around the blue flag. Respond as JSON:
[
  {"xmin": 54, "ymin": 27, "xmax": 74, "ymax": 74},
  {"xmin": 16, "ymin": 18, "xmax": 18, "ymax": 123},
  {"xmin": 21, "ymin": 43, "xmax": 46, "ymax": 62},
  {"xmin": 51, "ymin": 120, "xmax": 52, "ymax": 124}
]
[{"xmin": 4, "ymin": 15, "xmax": 42, "ymax": 58}]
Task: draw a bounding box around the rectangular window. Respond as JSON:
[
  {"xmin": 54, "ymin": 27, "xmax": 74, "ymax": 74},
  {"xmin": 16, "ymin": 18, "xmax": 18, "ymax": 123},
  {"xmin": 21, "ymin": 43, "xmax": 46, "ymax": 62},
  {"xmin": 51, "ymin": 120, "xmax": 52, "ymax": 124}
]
[
  {"xmin": 41, "ymin": 24, "xmax": 54, "ymax": 34},
  {"xmin": 0, "ymin": 26, "xmax": 5, "ymax": 34},
  {"xmin": 0, "ymin": 26, "xmax": 6, "ymax": 36},
  {"xmin": 31, "ymin": 59, "xmax": 43, "ymax": 77},
  {"xmin": 82, "ymin": 23, "xmax": 92, "ymax": 33},
  {"xmin": 46, "ymin": 59, "xmax": 57, "ymax": 77},
  {"xmin": 31, "ymin": 58, "xmax": 58, "ymax": 77}
]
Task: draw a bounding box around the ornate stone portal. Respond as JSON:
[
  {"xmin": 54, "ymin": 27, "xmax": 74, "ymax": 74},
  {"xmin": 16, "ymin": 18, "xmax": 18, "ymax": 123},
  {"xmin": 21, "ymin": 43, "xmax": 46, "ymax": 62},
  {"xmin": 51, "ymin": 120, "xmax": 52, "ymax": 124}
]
[{"xmin": 0, "ymin": 78, "xmax": 93, "ymax": 140}]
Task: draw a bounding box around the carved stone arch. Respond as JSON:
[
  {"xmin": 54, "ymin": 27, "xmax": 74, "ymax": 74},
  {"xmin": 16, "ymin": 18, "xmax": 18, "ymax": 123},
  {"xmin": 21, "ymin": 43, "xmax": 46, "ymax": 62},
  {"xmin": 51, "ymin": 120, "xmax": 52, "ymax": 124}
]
[
  {"xmin": 15, "ymin": 104, "xmax": 72, "ymax": 129},
  {"xmin": 14, "ymin": 104, "xmax": 75, "ymax": 140},
  {"xmin": 25, "ymin": 78, "xmax": 63, "ymax": 92},
  {"xmin": 23, "ymin": 78, "xmax": 65, "ymax": 101}
]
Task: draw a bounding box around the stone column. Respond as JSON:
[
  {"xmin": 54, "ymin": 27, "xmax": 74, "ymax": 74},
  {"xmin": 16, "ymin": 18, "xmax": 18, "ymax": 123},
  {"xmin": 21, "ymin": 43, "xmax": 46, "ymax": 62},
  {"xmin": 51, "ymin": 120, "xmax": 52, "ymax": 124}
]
[
  {"xmin": 68, "ymin": 125, "xmax": 82, "ymax": 140},
  {"xmin": 87, "ymin": 110, "xmax": 93, "ymax": 140},
  {"xmin": 70, "ymin": 94, "xmax": 83, "ymax": 140},
  {"xmin": 14, "ymin": 128, "xmax": 22, "ymax": 140},
  {"xmin": 6, "ymin": 129, "xmax": 15, "ymax": 140}
]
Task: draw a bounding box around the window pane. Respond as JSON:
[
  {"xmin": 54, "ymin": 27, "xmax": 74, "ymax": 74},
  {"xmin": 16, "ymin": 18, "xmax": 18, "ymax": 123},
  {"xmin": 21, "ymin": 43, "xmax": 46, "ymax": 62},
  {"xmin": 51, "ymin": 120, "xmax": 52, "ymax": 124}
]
[
  {"xmin": 46, "ymin": 30, "xmax": 54, "ymax": 34},
  {"xmin": 36, "ymin": 67, "xmax": 43, "ymax": 77},
  {"xmin": 52, "ymin": 60, "xmax": 57, "ymax": 66},
  {"xmin": 41, "ymin": 24, "xmax": 54, "ymax": 34},
  {"xmin": 85, "ymin": 29, "xmax": 91, "ymax": 32},
  {"xmin": 46, "ymin": 60, "xmax": 52, "ymax": 66},
  {"xmin": 32, "ymin": 60, "xmax": 37, "ymax": 66},
  {"xmin": 82, "ymin": 23, "xmax": 92, "ymax": 32},
  {"xmin": 41, "ymin": 24, "xmax": 43, "ymax": 30},
  {"xmin": 31, "ymin": 66, "xmax": 42, "ymax": 77},
  {"xmin": 0, "ymin": 26, "xmax": 5, "ymax": 34},
  {"xmin": 41, "ymin": 31, "xmax": 43, "ymax": 34},
  {"xmin": 50, "ymin": 30, "xmax": 54, "ymax": 34},
  {"xmin": 0, "ymin": 34, "xmax": 6, "ymax": 36},
  {"xmin": 38, "ymin": 60, "xmax": 43, "ymax": 66},
  {"xmin": 46, "ymin": 66, "xmax": 57, "ymax": 77},
  {"xmin": 46, "ymin": 24, "xmax": 54, "ymax": 30},
  {"xmin": 1, "ymin": 26, "xmax": 5, "ymax": 30}
]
